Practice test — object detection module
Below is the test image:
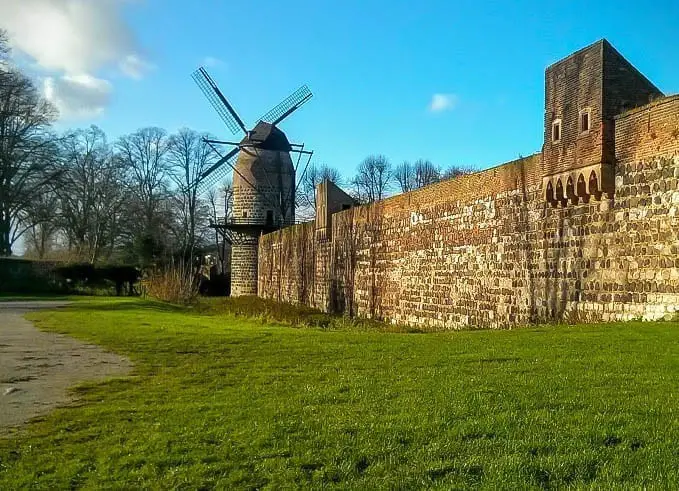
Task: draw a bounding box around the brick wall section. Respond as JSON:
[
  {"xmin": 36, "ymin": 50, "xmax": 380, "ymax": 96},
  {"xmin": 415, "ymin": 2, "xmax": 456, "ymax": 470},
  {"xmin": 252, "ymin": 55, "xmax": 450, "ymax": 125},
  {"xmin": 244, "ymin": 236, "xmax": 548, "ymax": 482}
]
[
  {"xmin": 615, "ymin": 96, "xmax": 679, "ymax": 162},
  {"xmin": 258, "ymin": 99, "xmax": 679, "ymax": 329}
]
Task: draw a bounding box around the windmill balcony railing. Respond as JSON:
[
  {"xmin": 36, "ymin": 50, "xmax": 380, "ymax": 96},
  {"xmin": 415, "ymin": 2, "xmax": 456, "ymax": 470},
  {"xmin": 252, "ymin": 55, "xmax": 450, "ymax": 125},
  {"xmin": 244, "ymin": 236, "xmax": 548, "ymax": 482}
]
[{"xmin": 209, "ymin": 217, "xmax": 286, "ymax": 232}]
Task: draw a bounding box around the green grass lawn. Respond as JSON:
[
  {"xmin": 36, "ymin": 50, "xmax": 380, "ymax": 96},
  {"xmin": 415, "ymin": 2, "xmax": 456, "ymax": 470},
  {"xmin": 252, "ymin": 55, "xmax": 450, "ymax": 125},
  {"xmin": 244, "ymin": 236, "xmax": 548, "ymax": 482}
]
[{"xmin": 2, "ymin": 298, "xmax": 679, "ymax": 488}]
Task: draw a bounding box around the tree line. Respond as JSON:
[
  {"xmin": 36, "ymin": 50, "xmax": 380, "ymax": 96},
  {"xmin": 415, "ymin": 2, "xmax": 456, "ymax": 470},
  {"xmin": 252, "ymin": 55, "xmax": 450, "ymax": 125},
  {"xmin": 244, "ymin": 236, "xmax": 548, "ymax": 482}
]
[
  {"xmin": 0, "ymin": 30, "xmax": 233, "ymax": 263},
  {"xmin": 298, "ymin": 157, "xmax": 470, "ymax": 220},
  {"xmin": 0, "ymin": 29, "xmax": 470, "ymax": 264}
]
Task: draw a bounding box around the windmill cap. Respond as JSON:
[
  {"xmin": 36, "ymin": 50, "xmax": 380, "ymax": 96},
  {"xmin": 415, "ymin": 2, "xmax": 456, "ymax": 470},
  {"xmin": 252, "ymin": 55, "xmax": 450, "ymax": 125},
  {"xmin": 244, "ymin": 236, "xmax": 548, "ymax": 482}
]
[{"xmin": 241, "ymin": 121, "xmax": 292, "ymax": 151}]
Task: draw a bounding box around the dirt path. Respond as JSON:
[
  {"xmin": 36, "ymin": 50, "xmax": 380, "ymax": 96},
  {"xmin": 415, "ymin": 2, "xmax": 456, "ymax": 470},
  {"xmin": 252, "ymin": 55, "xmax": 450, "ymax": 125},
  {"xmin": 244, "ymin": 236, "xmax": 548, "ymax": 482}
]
[{"xmin": 0, "ymin": 301, "xmax": 132, "ymax": 434}]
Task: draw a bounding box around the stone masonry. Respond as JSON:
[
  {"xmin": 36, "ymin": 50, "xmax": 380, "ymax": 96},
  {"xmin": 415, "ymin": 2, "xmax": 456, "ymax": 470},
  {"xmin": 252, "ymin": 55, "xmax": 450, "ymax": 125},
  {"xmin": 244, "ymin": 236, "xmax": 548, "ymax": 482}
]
[
  {"xmin": 229, "ymin": 123, "xmax": 295, "ymax": 297},
  {"xmin": 257, "ymin": 40, "xmax": 679, "ymax": 329}
]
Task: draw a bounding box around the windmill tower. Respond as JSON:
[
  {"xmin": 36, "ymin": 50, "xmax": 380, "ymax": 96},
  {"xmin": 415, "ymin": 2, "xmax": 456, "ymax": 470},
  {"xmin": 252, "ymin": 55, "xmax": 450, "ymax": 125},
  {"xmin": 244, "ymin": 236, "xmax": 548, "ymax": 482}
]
[{"xmin": 192, "ymin": 67, "xmax": 313, "ymax": 296}]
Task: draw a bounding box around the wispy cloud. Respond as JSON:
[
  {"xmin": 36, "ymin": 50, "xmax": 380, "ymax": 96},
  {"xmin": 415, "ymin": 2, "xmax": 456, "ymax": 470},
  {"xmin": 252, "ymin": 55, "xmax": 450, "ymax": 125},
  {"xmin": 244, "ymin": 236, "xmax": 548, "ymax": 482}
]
[
  {"xmin": 428, "ymin": 93, "xmax": 458, "ymax": 113},
  {"xmin": 202, "ymin": 56, "xmax": 225, "ymax": 68},
  {"xmin": 120, "ymin": 54, "xmax": 155, "ymax": 80},
  {"xmin": 0, "ymin": 0, "xmax": 150, "ymax": 120}
]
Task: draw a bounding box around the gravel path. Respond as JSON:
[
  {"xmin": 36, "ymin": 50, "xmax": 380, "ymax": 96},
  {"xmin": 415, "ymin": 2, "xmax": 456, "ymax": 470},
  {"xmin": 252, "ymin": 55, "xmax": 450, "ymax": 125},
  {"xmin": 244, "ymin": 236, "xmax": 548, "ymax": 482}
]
[{"xmin": 0, "ymin": 301, "xmax": 132, "ymax": 434}]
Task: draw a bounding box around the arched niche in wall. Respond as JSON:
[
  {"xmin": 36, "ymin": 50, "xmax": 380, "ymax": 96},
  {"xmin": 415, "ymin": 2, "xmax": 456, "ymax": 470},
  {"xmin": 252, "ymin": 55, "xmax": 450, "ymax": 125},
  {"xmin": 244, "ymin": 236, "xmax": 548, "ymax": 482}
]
[
  {"xmin": 566, "ymin": 176, "xmax": 577, "ymax": 205},
  {"xmin": 546, "ymin": 180, "xmax": 557, "ymax": 207},
  {"xmin": 576, "ymin": 173, "xmax": 589, "ymax": 204},
  {"xmin": 543, "ymin": 162, "xmax": 613, "ymax": 207},
  {"xmin": 555, "ymin": 178, "xmax": 567, "ymax": 207},
  {"xmin": 588, "ymin": 170, "xmax": 602, "ymax": 200}
]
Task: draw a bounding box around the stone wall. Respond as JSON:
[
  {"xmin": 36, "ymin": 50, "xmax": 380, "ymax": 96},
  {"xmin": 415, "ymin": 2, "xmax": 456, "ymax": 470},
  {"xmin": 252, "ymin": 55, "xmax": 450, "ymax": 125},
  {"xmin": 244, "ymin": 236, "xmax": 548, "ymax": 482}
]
[
  {"xmin": 231, "ymin": 235, "xmax": 260, "ymax": 296},
  {"xmin": 258, "ymin": 222, "xmax": 316, "ymax": 304},
  {"xmin": 258, "ymin": 98, "xmax": 679, "ymax": 329},
  {"xmin": 231, "ymin": 147, "xmax": 296, "ymax": 227}
]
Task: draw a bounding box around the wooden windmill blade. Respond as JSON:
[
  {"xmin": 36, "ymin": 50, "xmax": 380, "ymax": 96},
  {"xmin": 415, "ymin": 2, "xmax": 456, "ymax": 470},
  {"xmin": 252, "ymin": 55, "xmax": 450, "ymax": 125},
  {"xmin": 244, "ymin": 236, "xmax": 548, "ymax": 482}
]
[
  {"xmin": 257, "ymin": 85, "xmax": 313, "ymax": 126},
  {"xmin": 192, "ymin": 67, "xmax": 248, "ymax": 135}
]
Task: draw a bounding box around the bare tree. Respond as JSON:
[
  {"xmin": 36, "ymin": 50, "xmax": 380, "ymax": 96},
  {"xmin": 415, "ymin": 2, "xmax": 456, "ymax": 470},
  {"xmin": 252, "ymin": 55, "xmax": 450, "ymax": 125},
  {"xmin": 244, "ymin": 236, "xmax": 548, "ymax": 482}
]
[
  {"xmin": 298, "ymin": 162, "xmax": 344, "ymax": 220},
  {"xmin": 207, "ymin": 178, "xmax": 233, "ymax": 274},
  {"xmin": 351, "ymin": 154, "xmax": 393, "ymax": 203},
  {"xmin": 23, "ymin": 188, "xmax": 60, "ymax": 259},
  {"xmin": 0, "ymin": 63, "xmax": 59, "ymax": 255},
  {"xmin": 441, "ymin": 165, "xmax": 473, "ymax": 180},
  {"xmin": 218, "ymin": 179, "xmax": 233, "ymax": 273},
  {"xmin": 166, "ymin": 128, "xmax": 216, "ymax": 256},
  {"xmin": 57, "ymin": 126, "xmax": 126, "ymax": 263},
  {"xmin": 116, "ymin": 127, "xmax": 170, "ymax": 264},
  {"xmin": 395, "ymin": 159, "xmax": 440, "ymax": 193},
  {"xmin": 394, "ymin": 160, "xmax": 414, "ymax": 193},
  {"xmin": 220, "ymin": 180, "xmax": 234, "ymax": 221},
  {"xmin": 413, "ymin": 159, "xmax": 440, "ymax": 188}
]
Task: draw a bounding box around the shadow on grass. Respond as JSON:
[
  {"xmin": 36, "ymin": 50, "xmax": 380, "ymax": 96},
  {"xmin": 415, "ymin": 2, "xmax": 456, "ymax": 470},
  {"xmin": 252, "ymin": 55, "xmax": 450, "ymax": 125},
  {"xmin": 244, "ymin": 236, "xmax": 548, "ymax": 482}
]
[{"xmin": 196, "ymin": 296, "xmax": 426, "ymax": 333}]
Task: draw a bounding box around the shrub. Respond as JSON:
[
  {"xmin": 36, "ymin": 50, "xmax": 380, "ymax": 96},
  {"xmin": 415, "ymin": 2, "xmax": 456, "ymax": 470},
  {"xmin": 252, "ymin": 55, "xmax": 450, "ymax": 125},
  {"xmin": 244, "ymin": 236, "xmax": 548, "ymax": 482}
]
[
  {"xmin": 54, "ymin": 263, "xmax": 140, "ymax": 296},
  {"xmin": 143, "ymin": 260, "xmax": 198, "ymax": 304}
]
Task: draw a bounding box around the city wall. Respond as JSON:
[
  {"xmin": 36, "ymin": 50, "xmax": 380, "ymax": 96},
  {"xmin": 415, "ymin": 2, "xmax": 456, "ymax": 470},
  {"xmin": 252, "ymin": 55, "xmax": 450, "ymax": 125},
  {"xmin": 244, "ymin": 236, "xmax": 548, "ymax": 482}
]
[{"xmin": 258, "ymin": 96, "xmax": 679, "ymax": 329}]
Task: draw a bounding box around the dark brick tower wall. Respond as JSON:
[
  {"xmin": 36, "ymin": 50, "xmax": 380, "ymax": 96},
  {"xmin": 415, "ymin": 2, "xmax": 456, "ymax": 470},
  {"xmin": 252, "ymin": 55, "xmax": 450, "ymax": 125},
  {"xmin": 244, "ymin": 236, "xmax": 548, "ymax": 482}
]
[
  {"xmin": 602, "ymin": 41, "xmax": 663, "ymax": 164},
  {"xmin": 543, "ymin": 39, "xmax": 664, "ymax": 203},
  {"xmin": 543, "ymin": 41, "xmax": 604, "ymax": 178}
]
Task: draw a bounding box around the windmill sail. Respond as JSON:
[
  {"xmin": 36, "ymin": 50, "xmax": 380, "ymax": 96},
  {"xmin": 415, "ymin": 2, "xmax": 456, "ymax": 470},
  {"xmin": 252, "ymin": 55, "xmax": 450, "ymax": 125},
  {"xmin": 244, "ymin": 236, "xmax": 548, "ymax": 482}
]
[
  {"xmin": 200, "ymin": 146, "xmax": 240, "ymax": 191},
  {"xmin": 257, "ymin": 85, "xmax": 313, "ymax": 126},
  {"xmin": 192, "ymin": 68, "xmax": 248, "ymax": 135}
]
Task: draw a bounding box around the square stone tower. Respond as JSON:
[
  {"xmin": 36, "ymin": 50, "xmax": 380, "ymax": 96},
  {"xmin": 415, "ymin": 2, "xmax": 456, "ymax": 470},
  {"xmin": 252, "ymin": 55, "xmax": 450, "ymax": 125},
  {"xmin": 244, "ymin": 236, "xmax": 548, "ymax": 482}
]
[
  {"xmin": 314, "ymin": 180, "xmax": 357, "ymax": 241},
  {"xmin": 543, "ymin": 39, "xmax": 663, "ymax": 205}
]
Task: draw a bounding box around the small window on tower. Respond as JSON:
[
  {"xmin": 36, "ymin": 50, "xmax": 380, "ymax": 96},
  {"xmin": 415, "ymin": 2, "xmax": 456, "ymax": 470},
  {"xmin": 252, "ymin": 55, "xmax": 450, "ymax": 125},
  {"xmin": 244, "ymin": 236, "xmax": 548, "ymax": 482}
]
[
  {"xmin": 580, "ymin": 109, "xmax": 591, "ymax": 133},
  {"xmin": 266, "ymin": 210, "xmax": 273, "ymax": 225},
  {"xmin": 243, "ymin": 211, "xmax": 248, "ymax": 219},
  {"xmin": 552, "ymin": 119, "xmax": 562, "ymax": 143}
]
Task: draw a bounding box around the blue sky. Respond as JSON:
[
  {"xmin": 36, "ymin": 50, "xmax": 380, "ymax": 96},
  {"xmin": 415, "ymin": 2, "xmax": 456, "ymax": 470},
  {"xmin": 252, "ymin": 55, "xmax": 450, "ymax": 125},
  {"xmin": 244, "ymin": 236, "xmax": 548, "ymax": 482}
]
[{"xmin": 4, "ymin": 0, "xmax": 679, "ymax": 179}]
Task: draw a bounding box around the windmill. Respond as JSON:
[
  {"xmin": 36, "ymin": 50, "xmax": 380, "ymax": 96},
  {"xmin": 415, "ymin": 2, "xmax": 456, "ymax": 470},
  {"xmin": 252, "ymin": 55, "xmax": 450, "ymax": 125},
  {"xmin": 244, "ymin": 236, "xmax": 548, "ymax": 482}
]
[{"xmin": 192, "ymin": 67, "xmax": 314, "ymax": 296}]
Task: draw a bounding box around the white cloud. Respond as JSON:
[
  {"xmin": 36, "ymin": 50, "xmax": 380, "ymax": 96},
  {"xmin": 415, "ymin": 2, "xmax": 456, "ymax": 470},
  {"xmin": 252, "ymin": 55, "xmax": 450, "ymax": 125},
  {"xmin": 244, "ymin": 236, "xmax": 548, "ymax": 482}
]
[
  {"xmin": 0, "ymin": 0, "xmax": 150, "ymax": 119},
  {"xmin": 44, "ymin": 74, "xmax": 112, "ymax": 119},
  {"xmin": 0, "ymin": 0, "xmax": 148, "ymax": 77},
  {"xmin": 428, "ymin": 93, "xmax": 458, "ymax": 113},
  {"xmin": 120, "ymin": 54, "xmax": 154, "ymax": 80}
]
